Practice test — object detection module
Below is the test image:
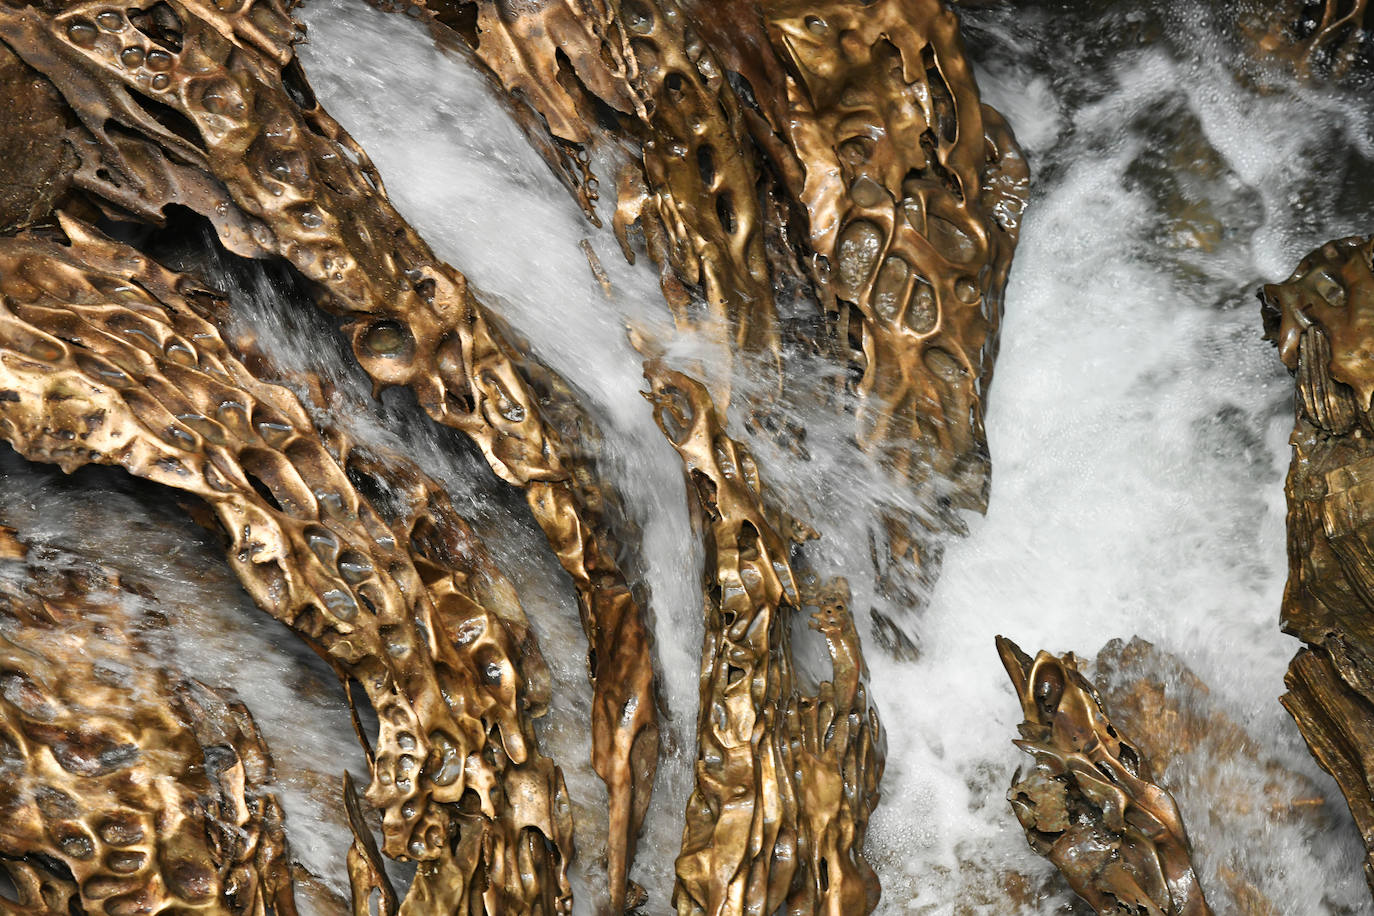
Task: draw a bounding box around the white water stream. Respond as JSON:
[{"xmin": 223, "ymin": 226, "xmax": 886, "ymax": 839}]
[{"xmin": 3, "ymin": 0, "xmax": 1373, "ymax": 913}]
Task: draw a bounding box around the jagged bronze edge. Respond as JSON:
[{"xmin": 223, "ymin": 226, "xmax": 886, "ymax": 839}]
[
  {"xmin": 0, "ymin": 218, "xmax": 574, "ymax": 912},
  {"xmin": 707, "ymin": 0, "xmax": 1027, "ymax": 587},
  {"xmin": 996, "ymin": 636, "xmax": 1212, "ymax": 916},
  {"xmin": 384, "ymin": 0, "xmax": 1030, "ymax": 595},
  {"xmin": 644, "ymin": 364, "xmax": 883, "ymax": 916},
  {"xmin": 397, "ymin": 0, "xmax": 782, "ymax": 412},
  {"xmin": 1260, "ymin": 234, "xmax": 1374, "ymax": 898}
]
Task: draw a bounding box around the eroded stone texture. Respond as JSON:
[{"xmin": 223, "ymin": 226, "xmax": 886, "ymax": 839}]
[
  {"xmin": 420, "ymin": 0, "xmax": 1030, "ymax": 592},
  {"xmin": 1260, "ymin": 234, "xmax": 1374, "ymax": 895},
  {"xmin": 645, "ymin": 366, "xmax": 883, "ymax": 916},
  {"xmin": 0, "ymin": 219, "xmax": 573, "ymax": 913},
  {"xmin": 0, "ymin": 0, "xmax": 657, "ymax": 898},
  {"xmin": 997, "ymin": 637, "xmax": 1212, "ymax": 916},
  {"xmin": 0, "ymin": 537, "xmax": 297, "ymax": 915},
  {"xmin": 711, "ymin": 0, "xmax": 1028, "ymax": 591}
]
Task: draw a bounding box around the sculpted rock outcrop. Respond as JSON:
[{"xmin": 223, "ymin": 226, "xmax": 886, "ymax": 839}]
[
  {"xmin": 646, "ymin": 366, "xmax": 883, "ymax": 916},
  {"xmin": 1261, "ymin": 234, "xmax": 1374, "ymax": 895},
  {"xmin": 997, "ymin": 637, "xmax": 1212, "ymax": 916}
]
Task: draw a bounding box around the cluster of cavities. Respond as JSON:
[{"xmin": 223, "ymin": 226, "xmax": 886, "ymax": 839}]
[
  {"xmin": 5, "ymin": 0, "xmax": 1374, "ymax": 913},
  {"xmin": 0, "ymin": 0, "xmax": 1033, "ymax": 912}
]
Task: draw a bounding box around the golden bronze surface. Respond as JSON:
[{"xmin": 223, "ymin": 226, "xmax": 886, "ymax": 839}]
[
  {"xmin": 399, "ymin": 1, "xmax": 1028, "ymax": 532},
  {"xmin": 0, "ymin": 219, "xmax": 574, "ymax": 912},
  {"xmin": 0, "ymin": 0, "xmax": 1039, "ymax": 909},
  {"xmin": 735, "ymin": 0, "xmax": 1028, "ymax": 583},
  {"xmin": 645, "ymin": 366, "xmax": 883, "ymax": 916},
  {"xmin": 415, "ymin": 0, "xmax": 782, "ymax": 408},
  {"xmin": 475, "ymin": 0, "xmax": 1029, "ymax": 586},
  {"xmin": 0, "ymin": 0, "xmax": 660, "ymax": 901},
  {"xmin": 1260, "ymin": 235, "xmax": 1374, "ymax": 894},
  {"xmin": 997, "ymin": 637, "xmax": 1212, "ymax": 916},
  {"xmin": 0, "ymin": 538, "xmax": 297, "ymax": 914}
]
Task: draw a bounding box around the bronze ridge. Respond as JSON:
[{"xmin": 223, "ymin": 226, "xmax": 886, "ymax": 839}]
[
  {"xmin": 645, "ymin": 366, "xmax": 883, "ymax": 916},
  {"xmin": 1261, "ymin": 235, "xmax": 1374, "ymax": 895},
  {"xmin": 384, "ymin": 0, "xmax": 1029, "ymax": 596},
  {"xmin": 0, "ymin": 219, "xmax": 574, "ymax": 912},
  {"xmin": 0, "ymin": 535, "xmax": 298, "ymax": 914},
  {"xmin": 0, "ymin": 0, "xmax": 658, "ymax": 904},
  {"xmin": 996, "ymin": 637, "xmax": 1213, "ymax": 916}
]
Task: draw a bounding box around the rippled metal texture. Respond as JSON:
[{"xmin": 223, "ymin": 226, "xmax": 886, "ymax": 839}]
[
  {"xmin": 0, "ymin": 220, "xmax": 573, "ymax": 913},
  {"xmin": 726, "ymin": 0, "xmax": 1028, "ymax": 585},
  {"xmin": 0, "ymin": 0, "xmax": 659, "ymax": 899},
  {"xmin": 1261, "ymin": 235, "xmax": 1374, "ymax": 896},
  {"xmin": 0, "ymin": 534, "xmax": 297, "ymax": 915},
  {"xmin": 418, "ymin": 0, "xmax": 781, "ymax": 410},
  {"xmin": 414, "ymin": 0, "xmax": 1030, "ymax": 593},
  {"xmin": 996, "ymin": 637, "xmax": 1212, "ymax": 916},
  {"xmin": 645, "ymin": 366, "xmax": 883, "ymax": 916}
]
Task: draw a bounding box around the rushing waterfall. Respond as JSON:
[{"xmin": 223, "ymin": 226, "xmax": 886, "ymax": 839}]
[{"xmin": 1, "ymin": 0, "xmax": 1373, "ymax": 912}]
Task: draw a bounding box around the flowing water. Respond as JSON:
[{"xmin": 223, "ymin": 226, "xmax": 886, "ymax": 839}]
[{"xmin": 4, "ymin": 0, "xmax": 1374, "ymax": 912}]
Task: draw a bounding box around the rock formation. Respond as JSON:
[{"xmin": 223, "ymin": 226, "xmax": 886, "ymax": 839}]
[
  {"xmin": 1262, "ymin": 235, "xmax": 1374, "ymax": 894},
  {"xmin": 997, "ymin": 637, "xmax": 1212, "ymax": 916}
]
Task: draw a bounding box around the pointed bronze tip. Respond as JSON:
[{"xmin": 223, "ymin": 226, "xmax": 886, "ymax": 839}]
[
  {"xmin": 344, "ymin": 771, "xmax": 398, "ymax": 915},
  {"xmin": 995, "ymin": 634, "xmax": 1033, "ymax": 700}
]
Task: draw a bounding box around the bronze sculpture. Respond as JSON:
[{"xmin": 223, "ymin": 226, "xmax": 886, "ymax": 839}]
[
  {"xmin": 997, "ymin": 637, "xmax": 1212, "ymax": 916},
  {"xmin": 20, "ymin": 0, "xmax": 1374, "ymax": 912}
]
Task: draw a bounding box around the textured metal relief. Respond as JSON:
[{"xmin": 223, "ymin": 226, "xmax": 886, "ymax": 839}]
[
  {"xmin": 420, "ymin": 0, "xmax": 782, "ymax": 406},
  {"xmin": 737, "ymin": 0, "xmax": 1027, "ymax": 584},
  {"xmin": 645, "ymin": 366, "xmax": 883, "ymax": 916},
  {"xmin": 997, "ymin": 637, "xmax": 1212, "ymax": 916},
  {"xmin": 0, "ymin": 220, "xmax": 573, "ymax": 913},
  {"xmin": 0, "ymin": 0, "xmax": 659, "ymax": 900},
  {"xmin": 1261, "ymin": 235, "xmax": 1374, "ymax": 893},
  {"xmin": 0, "ymin": 538, "xmax": 297, "ymax": 915},
  {"xmin": 0, "ymin": 0, "xmax": 1036, "ymax": 910},
  {"xmin": 406, "ymin": 0, "xmax": 1030, "ymax": 595}
]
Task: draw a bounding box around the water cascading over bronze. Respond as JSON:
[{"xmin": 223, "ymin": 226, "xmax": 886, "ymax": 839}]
[
  {"xmin": 997, "ymin": 637, "xmax": 1213, "ymax": 916},
  {"xmin": 1260, "ymin": 235, "xmax": 1374, "ymax": 896},
  {"xmin": 677, "ymin": 0, "xmax": 1028, "ymax": 594},
  {"xmin": 403, "ymin": 0, "xmax": 784, "ymax": 413},
  {"xmin": 0, "ymin": 219, "xmax": 574, "ymax": 913},
  {"xmin": 644, "ymin": 367, "xmax": 883, "ymax": 916},
  {"xmin": 349, "ymin": 1, "xmax": 1022, "ymax": 906},
  {"xmin": 0, "ymin": 0, "xmax": 658, "ymax": 902},
  {"xmin": 0, "ymin": 0, "xmax": 1033, "ymax": 910},
  {"xmin": 396, "ymin": 0, "xmax": 1028, "ymax": 590},
  {"xmin": 0, "ymin": 534, "xmax": 298, "ymax": 914}
]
